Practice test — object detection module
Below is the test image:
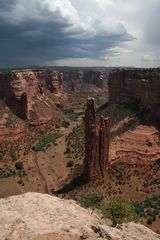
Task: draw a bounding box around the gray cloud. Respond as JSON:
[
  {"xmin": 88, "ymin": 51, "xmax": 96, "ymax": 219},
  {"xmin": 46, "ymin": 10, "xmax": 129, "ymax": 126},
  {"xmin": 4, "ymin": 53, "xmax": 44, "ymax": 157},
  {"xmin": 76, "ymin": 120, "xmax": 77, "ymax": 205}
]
[{"xmin": 0, "ymin": 0, "xmax": 134, "ymax": 67}]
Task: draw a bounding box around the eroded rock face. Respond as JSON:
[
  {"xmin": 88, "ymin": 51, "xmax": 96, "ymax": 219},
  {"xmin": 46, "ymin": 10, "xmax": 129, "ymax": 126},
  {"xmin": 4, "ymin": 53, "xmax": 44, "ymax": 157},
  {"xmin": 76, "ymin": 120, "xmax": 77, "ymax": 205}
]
[
  {"xmin": 62, "ymin": 69, "xmax": 107, "ymax": 91},
  {"xmin": 0, "ymin": 192, "xmax": 159, "ymax": 240},
  {"xmin": 63, "ymin": 70, "xmax": 84, "ymax": 91},
  {"xmin": 99, "ymin": 116, "xmax": 110, "ymax": 174},
  {"xmin": 108, "ymin": 69, "xmax": 160, "ymax": 121},
  {"xmin": 35, "ymin": 69, "xmax": 62, "ymax": 93},
  {"xmin": 84, "ymin": 98, "xmax": 109, "ymax": 181},
  {"xmin": 0, "ymin": 71, "xmax": 43, "ymax": 119},
  {"xmin": 84, "ymin": 70, "xmax": 104, "ymax": 87}
]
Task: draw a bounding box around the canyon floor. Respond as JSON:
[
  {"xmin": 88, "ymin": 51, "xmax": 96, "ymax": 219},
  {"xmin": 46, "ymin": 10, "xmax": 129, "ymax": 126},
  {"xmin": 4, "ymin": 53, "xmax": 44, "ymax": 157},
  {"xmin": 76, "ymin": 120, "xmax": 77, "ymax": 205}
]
[{"xmin": 0, "ymin": 84, "xmax": 160, "ymax": 233}]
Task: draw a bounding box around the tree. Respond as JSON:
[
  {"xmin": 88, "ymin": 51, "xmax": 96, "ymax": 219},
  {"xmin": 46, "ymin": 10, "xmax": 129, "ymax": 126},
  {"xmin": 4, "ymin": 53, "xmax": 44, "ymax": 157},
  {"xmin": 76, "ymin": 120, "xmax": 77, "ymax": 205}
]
[
  {"xmin": 77, "ymin": 192, "xmax": 103, "ymax": 208},
  {"xmin": 101, "ymin": 199, "xmax": 138, "ymax": 227},
  {"xmin": 15, "ymin": 162, "xmax": 23, "ymax": 170}
]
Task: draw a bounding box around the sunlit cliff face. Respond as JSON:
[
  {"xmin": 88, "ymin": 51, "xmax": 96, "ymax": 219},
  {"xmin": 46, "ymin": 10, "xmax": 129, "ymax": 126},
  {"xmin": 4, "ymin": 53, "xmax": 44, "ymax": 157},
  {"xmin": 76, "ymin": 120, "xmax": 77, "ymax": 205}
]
[
  {"xmin": 49, "ymin": 71, "xmax": 58, "ymax": 81},
  {"xmin": 9, "ymin": 73, "xmax": 27, "ymax": 100}
]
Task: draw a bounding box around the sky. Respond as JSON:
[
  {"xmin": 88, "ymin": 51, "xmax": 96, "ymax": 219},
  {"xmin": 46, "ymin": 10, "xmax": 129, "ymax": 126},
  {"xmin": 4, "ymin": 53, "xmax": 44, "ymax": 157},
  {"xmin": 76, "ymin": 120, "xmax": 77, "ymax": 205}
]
[{"xmin": 0, "ymin": 0, "xmax": 160, "ymax": 68}]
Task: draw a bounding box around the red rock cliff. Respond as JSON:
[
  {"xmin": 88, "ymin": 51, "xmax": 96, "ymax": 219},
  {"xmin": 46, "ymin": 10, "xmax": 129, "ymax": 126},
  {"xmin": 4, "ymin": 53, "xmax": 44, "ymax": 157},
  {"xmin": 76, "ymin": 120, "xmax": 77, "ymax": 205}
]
[
  {"xmin": 0, "ymin": 71, "xmax": 43, "ymax": 119},
  {"xmin": 35, "ymin": 69, "xmax": 62, "ymax": 93},
  {"xmin": 108, "ymin": 69, "xmax": 160, "ymax": 121}
]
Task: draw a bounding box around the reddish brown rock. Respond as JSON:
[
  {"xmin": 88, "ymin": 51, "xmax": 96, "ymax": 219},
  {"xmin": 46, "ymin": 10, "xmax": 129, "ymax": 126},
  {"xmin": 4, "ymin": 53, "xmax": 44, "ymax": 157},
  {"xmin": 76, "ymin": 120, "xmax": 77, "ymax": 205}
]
[
  {"xmin": 62, "ymin": 69, "xmax": 107, "ymax": 91},
  {"xmin": 0, "ymin": 123, "xmax": 26, "ymax": 141},
  {"xmin": 35, "ymin": 69, "xmax": 62, "ymax": 93},
  {"xmin": 84, "ymin": 98, "xmax": 109, "ymax": 181},
  {"xmin": 63, "ymin": 71, "xmax": 84, "ymax": 91},
  {"xmin": 84, "ymin": 98, "xmax": 99, "ymax": 181},
  {"xmin": 29, "ymin": 115, "xmax": 53, "ymax": 127},
  {"xmin": 84, "ymin": 70, "xmax": 104, "ymax": 87},
  {"xmin": 99, "ymin": 116, "xmax": 109, "ymax": 177},
  {"xmin": 0, "ymin": 70, "xmax": 43, "ymax": 119},
  {"xmin": 108, "ymin": 69, "xmax": 160, "ymax": 121}
]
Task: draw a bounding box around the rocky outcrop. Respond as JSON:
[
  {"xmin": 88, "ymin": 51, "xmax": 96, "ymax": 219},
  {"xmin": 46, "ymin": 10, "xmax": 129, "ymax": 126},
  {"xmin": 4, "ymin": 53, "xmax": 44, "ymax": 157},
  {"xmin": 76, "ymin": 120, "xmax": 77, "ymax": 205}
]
[
  {"xmin": 0, "ymin": 69, "xmax": 64, "ymax": 122},
  {"xmin": 0, "ymin": 123, "xmax": 26, "ymax": 141},
  {"xmin": 99, "ymin": 116, "xmax": 110, "ymax": 174},
  {"xmin": 84, "ymin": 98, "xmax": 109, "ymax": 181},
  {"xmin": 0, "ymin": 70, "xmax": 43, "ymax": 119},
  {"xmin": 62, "ymin": 70, "xmax": 84, "ymax": 91},
  {"xmin": 108, "ymin": 69, "xmax": 160, "ymax": 121},
  {"xmin": 0, "ymin": 192, "xmax": 159, "ymax": 240},
  {"xmin": 0, "ymin": 70, "xmax": 64, "ymax": 141},
  {"xmin": 35, "ymin": 69, "xmax": 62, "ymax": 93},
  {"xmin": 84, "ymin": 70, "xmax": 104, "ymax": 87}
]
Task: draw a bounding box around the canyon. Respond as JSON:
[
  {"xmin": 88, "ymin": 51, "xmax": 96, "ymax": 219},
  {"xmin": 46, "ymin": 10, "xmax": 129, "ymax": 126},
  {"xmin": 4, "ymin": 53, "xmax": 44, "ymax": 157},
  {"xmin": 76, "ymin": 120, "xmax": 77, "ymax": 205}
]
[
  {"xmin": 0, "ymin": 68, "xmax": 107, "ymax": 141},
  {"xmin": 0, "ymin": 192, "xmax": 159, "ymax": 240},
  {"xmin": 0, "ymin": 67, "xmax": 160, "ymax": 233}
]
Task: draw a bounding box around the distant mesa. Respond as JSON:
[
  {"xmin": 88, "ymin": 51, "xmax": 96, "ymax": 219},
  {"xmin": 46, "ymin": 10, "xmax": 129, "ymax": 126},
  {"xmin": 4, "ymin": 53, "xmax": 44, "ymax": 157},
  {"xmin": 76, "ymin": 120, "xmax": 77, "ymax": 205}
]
[{"xmin": 108, "ymin": 69, "xmax": 160, "ymax": 123}]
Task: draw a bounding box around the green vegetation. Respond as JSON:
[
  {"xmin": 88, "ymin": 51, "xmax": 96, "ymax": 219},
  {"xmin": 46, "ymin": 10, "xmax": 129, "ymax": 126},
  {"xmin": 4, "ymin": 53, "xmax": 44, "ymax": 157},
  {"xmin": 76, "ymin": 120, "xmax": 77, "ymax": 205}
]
[
  {"xmin": 109, "ymin": 163, "xmax": 130, "ymax": 185},
  {"xmin": 77, "ymin": 192, "xmax": 138, "ymax": 227},
  {"xmin": 0, "ymin": 168, "xmax": 16, "ymax": 178},
  {"xmin": 33, "ymin": 132, "xmax": 63, "ymax": 152},
  {"xmin": 66, "ymin": 160, "xmax": 74, "ymax": 168},
  {"xmin": 97, "ymin": 103, "xmax": 136, "ymax": 128},
  {"xmin": 5, "ymin": 111, "xmax": 22, "ymax": 127},
  {"xmin": 101, "ymin": 199, "xmax": 138, "ymax": 227},
  {"xmin": 77, "ymin": 191, "xmax": 103, "ymax": 208},
  {"xmin": 94, "ymin": 92, "xmax": 108, "ymax": 107},
  {"xmin": 64, "ymin": 146, "xmax": 71, "ymax": 154},
  {"xmin": 134, "ymin": 195, "xmax": 160, "ymax": 225},
  {"xmin": 97, "ymin": 101, "xmax": 150, "ymax": 140},
  {"xmin": 61, "ymin": 120, "xmax": 70, "ymax": 128},
  {"xmin": 15, "ymin": 161, "xmax": 23, "ymax": 170},
  {"xmin": 64, "ymin": 110, "xmax": 83, "ymax": 122},
  {"xmin": 111, "ymin": 119, "xmax": 139, "ymax": 140},
  {"xmin": 65, "ymin": 125, "xmax": 84, "ymax": 160}
]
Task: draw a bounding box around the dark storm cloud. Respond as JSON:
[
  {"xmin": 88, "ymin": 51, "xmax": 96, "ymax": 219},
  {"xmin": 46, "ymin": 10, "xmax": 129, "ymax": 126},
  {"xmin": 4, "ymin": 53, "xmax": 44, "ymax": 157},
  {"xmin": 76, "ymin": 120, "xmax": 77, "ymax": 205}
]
[
  {"xmin": 0, "ymin": 0, "xmax": 134, "ymax": 67},
  {"xmin": 0, "ymin": 0, "xmax": 17, "ymax": 11}
]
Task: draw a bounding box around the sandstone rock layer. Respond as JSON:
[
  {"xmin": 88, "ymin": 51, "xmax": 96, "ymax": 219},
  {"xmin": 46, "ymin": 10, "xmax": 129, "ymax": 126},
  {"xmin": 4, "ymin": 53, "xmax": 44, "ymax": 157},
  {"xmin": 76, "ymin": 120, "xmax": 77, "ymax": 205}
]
[
  {"xmin": 0, "ymin": 192, "xmax": 159, "ymax": 240},
  {"xmin": 84, "ymin": 98, "xmax": 109, "ymax": 181},
  {"xmin": 108, "ymin": 69, "xmax": 160, "ymax": 121}
]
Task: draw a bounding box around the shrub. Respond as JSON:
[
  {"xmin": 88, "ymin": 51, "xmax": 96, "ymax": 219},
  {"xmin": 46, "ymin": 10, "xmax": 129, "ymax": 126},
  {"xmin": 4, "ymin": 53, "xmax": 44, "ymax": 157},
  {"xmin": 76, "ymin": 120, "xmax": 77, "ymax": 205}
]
[
  {"xmin": 66, "ymin": 160, "xmax": 74, "ymax": 168},
  {"xmin": 10, "ymin": 150, "xmax": 17, "ymax": 161},
  {"xmin": 15, "ymin": 162, "xmax": 23, "ymax": 170},
  {"xmin": 133, "ymin": 202, "xmax": 144, "ymax": 215},
  {"xmin": 62, "ymin": 120, "xmax": 70, "ymax": 128},
  {"xmin": 77, "ymin": 192, "xmax": 103, "ymax": 208},
  {"xmin": 65, "ymin": 146, "xmax": 71, "ymax": 154},
  {"xmin": 101, "ymin": 199, "xmax": 138, "ymax": 227},
  {"xmin": 33, "ymin": 132, "xmax": 63, "ymax": 152},
  {"xmin": 147, "ymin": 218, "xmax": 153, "ymax": 225}
]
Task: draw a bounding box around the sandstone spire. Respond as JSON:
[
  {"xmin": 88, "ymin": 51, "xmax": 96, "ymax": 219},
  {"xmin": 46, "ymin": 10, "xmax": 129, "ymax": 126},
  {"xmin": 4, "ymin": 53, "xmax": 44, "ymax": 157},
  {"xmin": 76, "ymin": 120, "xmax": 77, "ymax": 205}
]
[{"xmin": 84, "ymin": 98, "xmax": 109, "ymax": 182}]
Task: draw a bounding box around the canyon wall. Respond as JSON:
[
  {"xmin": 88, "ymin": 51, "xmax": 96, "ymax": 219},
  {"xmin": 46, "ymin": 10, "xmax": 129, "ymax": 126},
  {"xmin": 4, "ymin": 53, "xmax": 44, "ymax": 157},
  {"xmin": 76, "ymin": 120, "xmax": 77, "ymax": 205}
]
[
  {"xmin": 84, "ymin": 70, "xmax": 104, "ymax": 87},
  {"xmin": 84, "ymin": 98, "xmax": 109, "ymax": 181},
  {"xmin": 0, "ymin": 70, "xmax": 43, "ymax": 119},
  {"xmin": 108, "ymin": 69, "xmax": 160, "ymax": 120},
  {"xmin": 34, "ymin": 69, "xmax": 62, "ymax": 93},
  {"xmin": 62, "ymin": 69, "xmax": 108, "ymax": 91}
]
